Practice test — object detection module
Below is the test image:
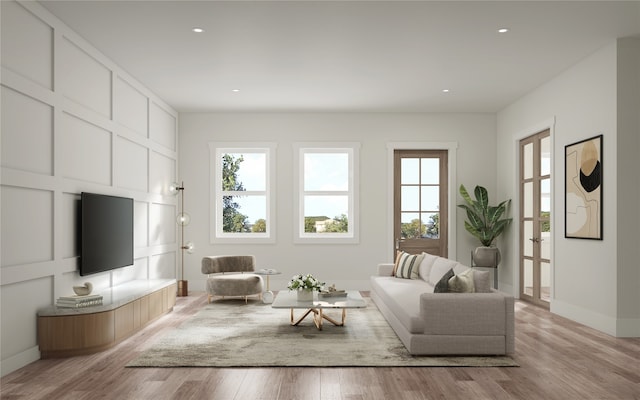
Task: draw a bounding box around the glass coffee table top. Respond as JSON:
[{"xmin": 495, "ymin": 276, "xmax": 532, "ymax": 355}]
[{"xmin": 272, "ymin": 290, "xmax": 366, "ymax": 309}]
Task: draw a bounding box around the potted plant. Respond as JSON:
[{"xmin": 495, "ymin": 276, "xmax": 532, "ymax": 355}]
[
  {"xmin": 287, "ymin": 274, "xmax": 325, "ymax": 301},
  {"xmin": 458, "ymin": 184, "xmax": 512, "ymax": 267}
]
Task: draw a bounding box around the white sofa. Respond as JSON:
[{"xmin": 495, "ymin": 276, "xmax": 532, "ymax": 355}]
[{"xmin": 370, "ymin": 252, "xmax": 515, "ymax": 355}]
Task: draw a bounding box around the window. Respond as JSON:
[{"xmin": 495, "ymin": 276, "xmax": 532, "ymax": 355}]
[
  {"xmin": 294, "ymin": 143, "xmax": 360, "ymax": 243},
  {"xmin": 210, "ymin": 143, "xmax": 276, "ymax": 243}
]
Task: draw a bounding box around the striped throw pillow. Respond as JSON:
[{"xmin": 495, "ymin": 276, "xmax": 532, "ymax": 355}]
[{"xmin": 393, "ymin": 251, "xmax": 425, "ymax": 279}]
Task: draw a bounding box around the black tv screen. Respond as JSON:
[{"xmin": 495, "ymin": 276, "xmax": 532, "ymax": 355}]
[{"xmin": 81, "ymin": 192, "xmax": 134, "ymax": 276}]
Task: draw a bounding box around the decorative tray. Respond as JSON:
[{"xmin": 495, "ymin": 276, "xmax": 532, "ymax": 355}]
[{"xmin": 318, "ymin": 290, "xmax": 347, "ymax": 298}]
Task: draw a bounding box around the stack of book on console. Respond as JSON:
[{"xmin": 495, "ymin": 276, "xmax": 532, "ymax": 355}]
[{"xmin": 56, "ymin": 294, "xmax": 103, "ymax": 308}]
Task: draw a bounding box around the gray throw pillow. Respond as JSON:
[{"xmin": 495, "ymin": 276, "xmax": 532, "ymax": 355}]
[
  {"xmin": 472, "ymin": 270, "xmax": 492, "ymax": 293},
  {"xmin": 434, "ymin": 268, "xmax": 454, "ymax": 293}
]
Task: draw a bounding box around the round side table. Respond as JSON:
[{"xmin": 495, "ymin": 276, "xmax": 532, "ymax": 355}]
[{"xmin": 255, "ymin": 268, "xmax": 281, "ymax": 304}]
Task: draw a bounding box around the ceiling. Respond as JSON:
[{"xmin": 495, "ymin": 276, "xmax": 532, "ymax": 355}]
[{"xmin": 39, "ymin": 1, "xmax": 640, "ymax": 113}]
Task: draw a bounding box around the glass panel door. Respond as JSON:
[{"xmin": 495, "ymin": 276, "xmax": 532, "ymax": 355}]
[
  {"xmin": 520, "ymin": 130, "xmax": 551, "ymax": 308},
  {"xmin": 394, "ymin": 150, "xmax": 448, "ymax": 257}
]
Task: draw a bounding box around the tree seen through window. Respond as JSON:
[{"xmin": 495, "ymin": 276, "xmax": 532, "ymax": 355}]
[{"xmin": 221, "ymin": 153, "xmax": 267, "ymax": 233}]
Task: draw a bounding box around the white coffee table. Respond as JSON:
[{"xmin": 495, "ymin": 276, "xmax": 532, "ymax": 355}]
[{"xmin": 271, "ymin": 290, "xmax": 366, "ymax": 330}]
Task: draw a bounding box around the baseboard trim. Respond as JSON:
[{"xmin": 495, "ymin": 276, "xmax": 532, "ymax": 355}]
[
  {"xmin": 497, "ymin": 281, "xmax": 515, "ymax": 297},
  {"xmin": 1, "ymin": 345, "xmax": 40, "ymax": 377},
  {"xmin": 551, "ymin": 299, "xmax": 618, "ymax": 336}
]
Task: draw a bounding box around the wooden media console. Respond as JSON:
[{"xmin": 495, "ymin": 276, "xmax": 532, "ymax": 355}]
[{"xmin": 37, "ymin": 279, "xmax": 177, "ymax": 358}]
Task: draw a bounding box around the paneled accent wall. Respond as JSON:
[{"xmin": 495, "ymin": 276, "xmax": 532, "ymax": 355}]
[{"xmin": 0, "ymin": 0, "xmax": 179, "ymax": 375}]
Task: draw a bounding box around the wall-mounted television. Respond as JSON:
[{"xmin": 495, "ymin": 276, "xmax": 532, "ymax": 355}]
[{"xmin": 81, "ymin": 192, "xmax": 134, "ymax": 276}]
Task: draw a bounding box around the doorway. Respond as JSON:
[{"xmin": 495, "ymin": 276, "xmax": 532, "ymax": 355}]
[
  {"xmin": 394, "ymin": 150, "xmax": 448, "ymax": 257},
  {"xmin": 519, "ymin": 130, "xmax": 551, "ymax": 308}
]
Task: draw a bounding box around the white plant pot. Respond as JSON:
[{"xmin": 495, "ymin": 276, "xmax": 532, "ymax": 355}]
[
  {"xmin": 296, "ymin": 289, "xmax": 313, "ymax": 302},
  {"xmin": 473, "ymin": 246, "xmax": 501, "ymax": 267}
]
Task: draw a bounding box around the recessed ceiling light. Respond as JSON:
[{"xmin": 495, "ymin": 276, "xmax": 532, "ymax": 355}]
[
  {"xmin": 442, "ymin": 89, "xmax": 450, "ymax": 93},
  {"xmin": 192, "ymin": 27, "xmax": 204, "ymax": 33},
  {"xmin": 232, "ymin": 89, "xmax": 240, "ymax": 93},
  {"xmin": 497, "ymin": 28, "xmax": 509, "ymax": 33}
]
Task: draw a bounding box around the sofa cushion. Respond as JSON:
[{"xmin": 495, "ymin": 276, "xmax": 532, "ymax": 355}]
[
  {"xmin": 370, "ymin": 276, "xmax": 431, "ymax": 333},
  {"xmin": 448, "ymin": 268, "xmax": 475, "ymax": 293},
  {"xmin": 418, "ymin": 252, "xmax": 439, "ymax": 281},
  {"xmin": 453, "ymin": 262, "xmax": 470, "ymax": 275},
  {"xmin": 393, "ymin": 251, "xmax": 424, "ymax": 279},
  {"xmin": 429, "ymin": 257, "xmax": 458, "ymax": 285},
  {"xmin": 434, "ymin": 268, "xmax": 455, "ymax": 293}
]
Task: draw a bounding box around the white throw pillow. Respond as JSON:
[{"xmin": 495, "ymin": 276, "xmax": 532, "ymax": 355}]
[
  {"xmin": 428, "ymin": 257, "xmax": 459, "ymax": 286},
  {"xmin": 418, "ymin": 252, "xmax": 439, "ymax": 281}
]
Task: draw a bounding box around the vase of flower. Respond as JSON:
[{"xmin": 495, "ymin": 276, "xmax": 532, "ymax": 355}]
[
  {"xmin": 297, "ymin": 289, "xmax": 313, "ymax": 302},
  {"xmin": 288, "ymin": 273, "xmax": 324, "ymax": 302}
]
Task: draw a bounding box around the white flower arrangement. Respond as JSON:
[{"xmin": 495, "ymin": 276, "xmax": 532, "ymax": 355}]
[{"xmin": 287, "ymin": 274, "xmax": 325, "ymax": 292}]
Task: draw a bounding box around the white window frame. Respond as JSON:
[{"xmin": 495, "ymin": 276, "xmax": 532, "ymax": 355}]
[
  {"xmin": 293, "ymin": 142, "xmax": 360, "ymax": 244},
  {"xmin": 209, "ymin": 142, "xmax": 277, "ymax": 244}
]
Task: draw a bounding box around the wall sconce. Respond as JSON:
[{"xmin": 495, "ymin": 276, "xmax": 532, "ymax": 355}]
[{"xmin": 171, "ymin": 181, "xmax": 193, "ymax": 297}]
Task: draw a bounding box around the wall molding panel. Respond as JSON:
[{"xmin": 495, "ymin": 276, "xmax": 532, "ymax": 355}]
[
  {"xmin": 115, "ymin": 75, "xmax": 149, "ymax": 137},
  {"xmin": 0, "ymin": 0, "xmax": 53, "ymax": 91},
  {"xmin": 59, "ymin": 35, "xmax": 113, "ymax": 119},
  {"xmin": 0, "ymin": 86, "xmax": 54, "ymax": 176},
  {"xmin": 0, "ymin": 0, "xmax": 179, "ymax": 376}
]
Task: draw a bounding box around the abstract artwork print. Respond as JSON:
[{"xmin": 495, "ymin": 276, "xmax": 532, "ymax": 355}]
[{"xmin": 565, "ymin": 135, "xmax": 603, "ymax": 240}]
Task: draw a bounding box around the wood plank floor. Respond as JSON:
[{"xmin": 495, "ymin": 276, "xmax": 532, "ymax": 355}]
[{"xmin": 2, "ymin": 292, "xmax": 639, "ymax": 400}]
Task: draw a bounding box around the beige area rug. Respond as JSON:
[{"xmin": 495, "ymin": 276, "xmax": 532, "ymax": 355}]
[{"xmin": 127, "ymin": 297, "xmax": 518, "ymax": 368}]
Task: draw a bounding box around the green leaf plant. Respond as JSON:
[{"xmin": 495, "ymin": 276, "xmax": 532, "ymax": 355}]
[{"xmin": 458, "ymin": 184, "xmax": 512, "ymax": 247}]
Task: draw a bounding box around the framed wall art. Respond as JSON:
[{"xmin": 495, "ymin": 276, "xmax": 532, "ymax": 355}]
[{"xmin": 565, "ymin": 134, "xmax": 603, "ymax": 240}]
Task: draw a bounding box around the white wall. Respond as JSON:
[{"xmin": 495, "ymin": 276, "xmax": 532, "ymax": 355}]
[
  {"xmin": 0, "ymin": 1, "xmax": 179, "ymax": 376},
  {"xmin": 616, "ymin": 38, "xmax": 640, "ymax": 335},
  {"xmin": 497, "ymin": 39, "xmax": 640, "ymax": 337},
  {"xmin": 179, "ymin": 113, "xmax": 498, "ymax": 292}
]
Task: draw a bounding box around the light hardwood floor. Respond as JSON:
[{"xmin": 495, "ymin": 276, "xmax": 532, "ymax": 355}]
[{"xmin": 2, "ymin": 292, "xmax": 639, "ymax": 400}]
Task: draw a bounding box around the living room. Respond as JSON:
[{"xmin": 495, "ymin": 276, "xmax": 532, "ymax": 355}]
[{"xmin": 1, "ymin": 1, "xmax": 639, "ymax": 398}]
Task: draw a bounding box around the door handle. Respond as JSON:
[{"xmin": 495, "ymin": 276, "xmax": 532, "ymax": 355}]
[{"xmin": 529, "ymin": 237, "xmax": 540, "ymax": 243}]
